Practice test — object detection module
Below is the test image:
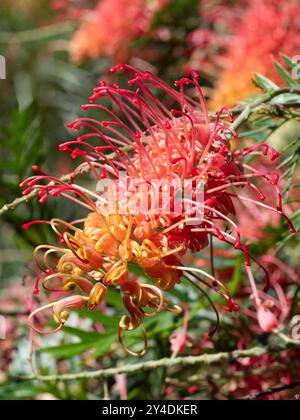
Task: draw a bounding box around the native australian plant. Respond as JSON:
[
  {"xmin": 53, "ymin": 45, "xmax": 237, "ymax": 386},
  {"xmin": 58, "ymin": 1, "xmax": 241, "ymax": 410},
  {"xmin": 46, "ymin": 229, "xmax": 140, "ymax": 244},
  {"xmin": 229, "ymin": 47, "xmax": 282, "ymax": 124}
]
[
  {"xmin": 1, "ymin": 0, "xmax": 300, "ymax": 401},
  {"xmin": 21, "ymin": 64, "xmax": 296, "ymax": 357}
]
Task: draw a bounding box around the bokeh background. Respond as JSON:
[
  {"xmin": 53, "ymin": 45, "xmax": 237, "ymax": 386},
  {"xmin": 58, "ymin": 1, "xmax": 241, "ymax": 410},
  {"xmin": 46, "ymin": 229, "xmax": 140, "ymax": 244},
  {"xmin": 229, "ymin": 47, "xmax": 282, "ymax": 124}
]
[{"xmin": 0, "ymin": 0, "xmax": 299, "ymax": 400}]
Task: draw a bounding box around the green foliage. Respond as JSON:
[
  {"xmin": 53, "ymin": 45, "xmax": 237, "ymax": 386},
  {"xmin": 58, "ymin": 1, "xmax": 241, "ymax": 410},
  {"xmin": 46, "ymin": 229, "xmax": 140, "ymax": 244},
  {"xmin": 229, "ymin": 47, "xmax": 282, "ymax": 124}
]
[
  {"xmin": 273, "ymin": 58, "xmax": 300, "ymax": 89},
  {"xmin": 253, "ymin": 73, "xmax": 279, "ymax": 93},
  {"xmin": 0, "ymin": 104, "xmax": 44, "ymax": 182}
]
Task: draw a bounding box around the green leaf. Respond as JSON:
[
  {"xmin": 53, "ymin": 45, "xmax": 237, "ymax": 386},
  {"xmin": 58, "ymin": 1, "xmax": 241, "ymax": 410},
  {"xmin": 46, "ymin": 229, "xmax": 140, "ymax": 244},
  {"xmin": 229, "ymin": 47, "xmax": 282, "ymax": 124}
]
[
  {"xmin": 271, "ymin": 93, "xmax": 300, "ymax": 105},
  {"xmin": 281, "ymin": 55, "xmax": 297, "ymax": 71},
  {"xmin": 38, "ymin": 341, "xmax": 93, "ymax": 359},
  {"xmin": 253, "ymin": 73, "xmax": 279, "ymax": 93},
  {"xmin": 273, "ymin": 59, "xmax": 299, "ymax": 88},
  {"xmin": 39, "ymin": 330, "xmax": 116, "ymax": 359},
  {"xmin": 228, "ymin": 255, "xmax": 243, "ymax": 296},
  {"xmin": 92, "ymin": 333, "xmax": 117, "ymax": 357},
  {"xmin": 105, "ymin": 290, "xmax": 123, "ymax": 307},
  {"xmin": 0, "ymin": 383, "xmax": 47, "ymax": 401},
  {"xmin": 0, "ymin": 103, "xmax": 45, "ymax": 182},
  {"xmin": 62, "ymin": 326, "xmax": 102, "ymax": 342},
  {"xmin": 76, "ymin": 308, "xmax": 117, "ymax": 328}
]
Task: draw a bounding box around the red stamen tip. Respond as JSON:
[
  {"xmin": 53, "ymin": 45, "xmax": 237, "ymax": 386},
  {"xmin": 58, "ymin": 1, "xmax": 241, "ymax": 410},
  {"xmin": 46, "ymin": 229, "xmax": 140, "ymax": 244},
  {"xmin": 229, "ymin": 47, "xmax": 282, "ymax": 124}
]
[
  {"xmin": 19, "ymin": 180, "xmax": 27, "ymax": 188},
  {"xmin": 22, "ymin": 223, "xmax": 31, "ymax": 230},
  {"xmin": 88, "ymin": 303, "xmax": 97, "ymax": 311},
  {"xmin": 111, "ymin": 64, "xmax": 125, "ymax": 73},
  {"xmin": 165, "ymin": 120, "xmax": 171, "ymax": 129}
]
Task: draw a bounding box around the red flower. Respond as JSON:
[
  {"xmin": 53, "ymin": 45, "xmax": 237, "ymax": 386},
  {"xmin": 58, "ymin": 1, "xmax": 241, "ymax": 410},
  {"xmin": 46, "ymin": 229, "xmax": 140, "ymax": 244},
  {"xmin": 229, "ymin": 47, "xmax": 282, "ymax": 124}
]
[
  {"xmin": 58, "ymin": 0, "xmax": 171, "ymax": 62},
  {"xmin": 210, "ymin": 0, "xmax": 300, "ymax": 108},
  {"xmin": 22, "ymin": 65, "xmax": 294, "ymax": 355}
]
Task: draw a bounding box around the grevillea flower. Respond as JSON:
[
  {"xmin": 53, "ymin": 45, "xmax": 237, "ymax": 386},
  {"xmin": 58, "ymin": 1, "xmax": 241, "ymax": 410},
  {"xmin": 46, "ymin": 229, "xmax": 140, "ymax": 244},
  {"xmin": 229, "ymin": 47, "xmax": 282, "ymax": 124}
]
[
  {"xmin": 210, "ymin": 0, "xmax": 300, "ymax": 109},
  {"xmin": 66, "ymin": 0, "xmax": 170, "ymax": 63},
  {"xmin": 22, "ymin": 65, "xmax": 295, "ymax": 356},
  {"xmin": 186, "ymin": 0, "xmax": 247, "ymax": 75}
]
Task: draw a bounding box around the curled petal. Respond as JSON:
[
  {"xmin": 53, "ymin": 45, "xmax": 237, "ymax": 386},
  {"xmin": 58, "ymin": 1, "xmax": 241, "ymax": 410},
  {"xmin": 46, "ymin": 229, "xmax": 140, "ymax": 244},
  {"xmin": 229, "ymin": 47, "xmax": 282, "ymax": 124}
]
[
  {"xmin": 28, "ymin": 296, "xmax": 88, "ymax": 335},
  {"xmin": 53, "ymin": 295, "xmax": 87, "ymax": 325}
]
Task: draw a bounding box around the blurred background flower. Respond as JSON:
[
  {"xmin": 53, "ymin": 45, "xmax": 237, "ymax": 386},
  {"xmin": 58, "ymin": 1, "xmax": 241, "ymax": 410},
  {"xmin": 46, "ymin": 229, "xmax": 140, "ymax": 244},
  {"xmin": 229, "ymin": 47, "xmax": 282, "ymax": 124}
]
[{"xmin": 210, "ymin": 0, "xmax": 300, "ymax": 109}]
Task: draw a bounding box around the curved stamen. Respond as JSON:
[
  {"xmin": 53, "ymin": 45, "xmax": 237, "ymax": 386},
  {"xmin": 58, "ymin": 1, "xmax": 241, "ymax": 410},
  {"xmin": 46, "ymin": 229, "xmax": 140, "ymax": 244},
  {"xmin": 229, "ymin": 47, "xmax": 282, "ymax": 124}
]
[{"xmin": 118, "ymin": 322, "xmax": 148, "ymax": 357}]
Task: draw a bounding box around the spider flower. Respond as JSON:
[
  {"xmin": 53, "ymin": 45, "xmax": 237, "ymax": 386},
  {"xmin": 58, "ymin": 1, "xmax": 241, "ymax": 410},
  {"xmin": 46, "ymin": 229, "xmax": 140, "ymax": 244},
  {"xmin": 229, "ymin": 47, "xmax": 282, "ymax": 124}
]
[
  {"xmin": 67, "ymin": 0, "xmax": 170, "ymax": 63},
  {"xmin": 186, "ymin": 0, "xmax": 247, "ymax": 75},
  {"xmin": 22, "ymin": 65, "xmax": 295, "ymax": 355},
  {"xmin": 210, "ymin": 0, "xmax": 300, "ymax": 109}
]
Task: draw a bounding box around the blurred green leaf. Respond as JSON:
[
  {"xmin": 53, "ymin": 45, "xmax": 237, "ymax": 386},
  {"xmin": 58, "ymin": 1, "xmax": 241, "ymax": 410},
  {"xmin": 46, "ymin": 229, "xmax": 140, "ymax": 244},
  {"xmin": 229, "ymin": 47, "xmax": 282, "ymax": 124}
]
[
  {"xmin": 38, "ymin": 330, "xmax": 116, "ymax": 359},
  {"xmin": 281, "ymin": 55, "xmax": 298, "ymax": 71},
  {"xmin": 38, "ymin": 341, "xmax": 93, "ymax": 359},
  {"xmin": 253, "ymin": 73, "xmax": 279, "ymax": 93},
  {"xmin": 228, "ymin": 255, "xmax": 243, "ymax": 296},
  {"xmin": 76, "ymin": 308, "xmax": 117, "ymax": 328},
  {"xmin": 273, "ymin": 59, "xmax": 299, "ymax": 88}
]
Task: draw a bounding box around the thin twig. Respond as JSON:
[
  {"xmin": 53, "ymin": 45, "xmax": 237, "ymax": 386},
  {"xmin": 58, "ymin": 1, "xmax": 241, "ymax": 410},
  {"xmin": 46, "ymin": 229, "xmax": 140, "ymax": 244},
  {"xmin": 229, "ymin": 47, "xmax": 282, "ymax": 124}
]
[
  {"xmin": 0, "ymin": 146, "xmax": 132, "ymax": 217},
  {"xmin": 241, "ymin": 381, "xmax": 300, "ymax": 400},
  {"xmin": 231, "ymin": 87, "xmax": 300, "ymax": 117},
  {"xmin": 0, "ymin": 171, "xmax": 74, "ymax": 216},
  {"xmin": 231, "ymin": 87, "xmax": 300, "ymax": 131},
  {"xmin": 17, "ymin": 334, "xmax": 300, "ymax": 382},
  {"xmin": 19, "ymin": 347, "xmax": 269, "ymax": 382},
  {"xmin": 0, "ymin": 173, "xmax": 73, "ymax": 217}
]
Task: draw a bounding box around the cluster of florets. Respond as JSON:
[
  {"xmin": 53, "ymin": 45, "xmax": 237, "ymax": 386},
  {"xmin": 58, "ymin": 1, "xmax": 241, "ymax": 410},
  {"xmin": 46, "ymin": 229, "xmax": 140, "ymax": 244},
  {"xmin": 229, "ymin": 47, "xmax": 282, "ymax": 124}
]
[{"xmin": 22, "ymin": 65, "xmax": 294, "ymax": 355}]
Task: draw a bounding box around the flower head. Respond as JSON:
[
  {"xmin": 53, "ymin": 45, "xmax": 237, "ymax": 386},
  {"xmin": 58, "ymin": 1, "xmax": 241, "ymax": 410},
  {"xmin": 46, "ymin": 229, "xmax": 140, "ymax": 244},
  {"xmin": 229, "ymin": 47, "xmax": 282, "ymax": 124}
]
[
  {"xmin": 22, "ymin": 65, "xmax": 294, "ymax": 355},
  {"xmin": 187, "ymin": 0, "xmax": 247, "ymax": 74},
  {"xmin": 210, "ymin": 0, "xmax": 300, "ymax": 108},
  {"xmin": 66, "ymin": 0, "xmax": 170, "ymax": 62}
]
